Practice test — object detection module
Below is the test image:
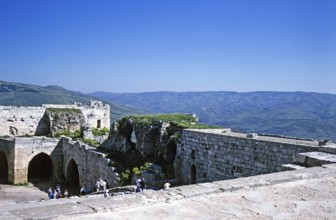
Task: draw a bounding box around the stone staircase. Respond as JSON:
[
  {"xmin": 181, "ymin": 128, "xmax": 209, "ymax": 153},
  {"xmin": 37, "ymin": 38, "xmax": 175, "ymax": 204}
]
[{"xmin": 283, "ymin": 141, "xmax": 336, "ymax": 170}]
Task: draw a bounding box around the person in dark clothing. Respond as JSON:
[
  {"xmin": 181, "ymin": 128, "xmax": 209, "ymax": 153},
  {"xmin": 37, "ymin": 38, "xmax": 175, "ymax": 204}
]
[{"xmin": 140, "ymin": 177, "xmax": 146, "ymax": 192}]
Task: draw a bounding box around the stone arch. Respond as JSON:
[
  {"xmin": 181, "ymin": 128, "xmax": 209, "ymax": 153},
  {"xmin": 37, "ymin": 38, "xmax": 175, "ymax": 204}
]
[
  {"xmin": 191, "ymin": 164, "xmax": 197, "ymax": 184},
  {"xmin": 0, "ymin": 151, "xmax": 9, "ymax": 183},
  {"xmin": 65, "ymin": 159, "xmax": 80, "ymax": 187},
  {"xmin": 28, "ymin": 152, "xmax": 53, "ymax": 182}
]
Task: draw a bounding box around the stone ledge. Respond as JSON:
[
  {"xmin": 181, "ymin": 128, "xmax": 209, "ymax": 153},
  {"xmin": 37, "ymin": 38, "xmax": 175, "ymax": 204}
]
[{"xmin": 1, "ymin": 165, "xmax": 336, "ymax": 219}]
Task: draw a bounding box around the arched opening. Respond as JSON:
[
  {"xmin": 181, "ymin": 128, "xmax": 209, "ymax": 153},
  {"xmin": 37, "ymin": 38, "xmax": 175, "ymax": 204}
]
[
  {"xmin": 65, "ymin": 159, "xmax": 80, "ymax": 187},
  {"xmin": 166, "ymin": 140, "xmax": 177, "ymax": 162},
  {"xmin": 191, "ymin": 164, "xmax": 197, "ymax": 184},
  {"xmin": 28, "ymin": 153, "xmax": 53, "ymax": 182},
  {"xmin": 0, "ymin": 151, "xmax": 8, "ymax": 183},
  {"xmin": 143, "ymin": 127, "xmax": 159, "ymax": 156}
]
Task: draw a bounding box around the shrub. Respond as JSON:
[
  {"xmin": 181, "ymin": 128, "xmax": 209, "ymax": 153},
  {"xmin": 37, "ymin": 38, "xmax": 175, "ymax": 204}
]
[
  {"xmin": 92, "ymin": 127, "xmax": 109, "ymax": 136},
  {"xmin": 55, "ymin": 130, "xmax": 82, "ymax": 139},
  {"xmin": 119, "ymin": 169, "xmax": 130, "ymax": 185},
  {"xmin": 82, "ymin": 138, "xmax": 100, "ymax": 147}
]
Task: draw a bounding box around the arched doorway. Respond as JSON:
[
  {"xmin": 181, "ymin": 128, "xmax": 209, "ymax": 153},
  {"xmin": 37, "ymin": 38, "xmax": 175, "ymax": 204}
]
[
  {"xmin": 191, "ymin": 164, "xmax": 197, "ymax": 184},
  {"xmin": 65, "ymin": 159, "xmax": 80, "ymax": 187},
  {"xmin": 0, "ymin": 151, "xmax": 8, "ymax": 183},
  {"xmin": 28, "ymin": 153, "xmax": 53, "ymax": 182}
]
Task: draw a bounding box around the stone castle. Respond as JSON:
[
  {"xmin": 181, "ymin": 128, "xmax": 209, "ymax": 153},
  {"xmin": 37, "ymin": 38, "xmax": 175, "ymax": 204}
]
[
  {"xmin": 0, "ymin": 100, "xmax": 113, "ymax": 185},
  {"xmin": 1, "ymin": 102, "xmax": 336, "ymax": 192}
]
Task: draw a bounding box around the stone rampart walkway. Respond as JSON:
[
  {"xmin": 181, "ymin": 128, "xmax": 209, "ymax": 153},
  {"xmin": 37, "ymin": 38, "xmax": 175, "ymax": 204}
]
[{"xmin": 1, "ymin": 164, "xmax": 336, "ymax": 219}]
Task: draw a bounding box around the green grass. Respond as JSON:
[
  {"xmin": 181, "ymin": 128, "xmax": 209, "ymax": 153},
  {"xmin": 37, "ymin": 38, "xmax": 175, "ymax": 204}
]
[
  {"xmin": 46, "ymin": 108, "xmax": 81, "ymax": 114},
  {"xmin": 55, "ymin": 130, "xmax": 82, "ymax": 138},
  {"xmin": 124, "ymin": 113, "xmax": 221, "ymax": 129},
  {"xmin": 92, "ymin": 127, "xmax": 109, "ymax": 136},
  {"xmin": 82, "ymin": 138, "xmax": 100, "ymax": 147}
]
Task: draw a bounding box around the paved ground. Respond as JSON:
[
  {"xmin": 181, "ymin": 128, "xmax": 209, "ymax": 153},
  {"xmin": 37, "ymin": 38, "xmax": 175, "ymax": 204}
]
[{"xmin": 1, "ymin": 164, "xmax": 336, "ymax": 220}]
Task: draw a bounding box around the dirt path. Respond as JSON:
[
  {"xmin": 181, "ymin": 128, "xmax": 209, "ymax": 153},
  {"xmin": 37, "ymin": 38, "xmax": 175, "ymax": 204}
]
[{"xmin": 0, "ymin": 179, "xmax": 80, "ymax": 205}]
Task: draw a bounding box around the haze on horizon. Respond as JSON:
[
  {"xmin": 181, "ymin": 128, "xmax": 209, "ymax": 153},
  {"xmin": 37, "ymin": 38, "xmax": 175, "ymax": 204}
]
[{"xmin": 0, "ymin": 0, "xmax": 335, "ymax": 94}]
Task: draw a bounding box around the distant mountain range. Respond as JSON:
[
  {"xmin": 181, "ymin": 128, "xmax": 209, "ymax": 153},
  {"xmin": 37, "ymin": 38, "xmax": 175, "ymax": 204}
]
[
  {"xmin": 1, "ymin": 80, "xmax": 335, "ymax": 141},
  {"xmin": 0, "ymin": 80, "xmax": 139, "ymax": 121},
  {"xmin": 90, "ymin": 91, "xmax": 336, "ymax": 141}
]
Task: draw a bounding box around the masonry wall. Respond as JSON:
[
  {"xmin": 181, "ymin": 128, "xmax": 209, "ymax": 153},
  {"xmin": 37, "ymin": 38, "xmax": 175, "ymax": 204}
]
[
  {"xmin": 62, "ymin": 138, "xmax": 119, "ymax": 188},
  {"xmin": 0, "ymin": 106, "xmax": 50, "ymax": 136},
  {"xmin": 12, "ymin": 137, "xmax": 62, "ymax": 184},
  {"xmin": 43, "ymin": 100, "xmax": 111, "ymax": 130},
  {"xmin": 0, "ymin": 138, "xmax": 15, "ymax": 183},
  {"xmin": 80, "ymin": 102, "xmax": 110, "ymax": 129},
  {"xmin": 175, "ymin": 129, "xmax": 319, "ymax": 185}
]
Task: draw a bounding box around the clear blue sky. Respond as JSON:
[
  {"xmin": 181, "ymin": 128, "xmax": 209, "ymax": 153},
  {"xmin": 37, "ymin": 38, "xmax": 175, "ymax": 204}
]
[{"xmin": 0, "ymin": 0, "xmax": 335, "ymax": 93}]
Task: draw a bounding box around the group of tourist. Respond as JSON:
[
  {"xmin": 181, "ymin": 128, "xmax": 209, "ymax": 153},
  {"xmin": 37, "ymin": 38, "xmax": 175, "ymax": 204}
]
[
  {"xmin": 95, "ymin": 178, "xmax": 107, "ymax": 193},
  {"xmin": 48, "ymin": 184, "xmax": 68, "ymax": 199},
  {"xmin": 79, "ymin": 178, "xmax": 109, "ymax": 197},
  {"xmin": 135, "ymin": 176, "xmax": 146, "ymax": 192}
]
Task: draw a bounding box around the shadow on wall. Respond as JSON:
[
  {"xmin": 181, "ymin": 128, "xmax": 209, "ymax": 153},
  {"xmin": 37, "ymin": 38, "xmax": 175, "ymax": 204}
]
[
  {"xmin": 28, "ymin": 152, "xmax": 53, "ymax": 182},
  {"xmin": 34, "ymin": 112, "xmax": 50, "ymax": 136},
  {"xmin": 0, "ymin": 151, "xmax": 8, "ymax": 183}
]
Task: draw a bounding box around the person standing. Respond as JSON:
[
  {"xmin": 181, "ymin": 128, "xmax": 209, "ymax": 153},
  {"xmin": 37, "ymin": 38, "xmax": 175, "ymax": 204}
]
[
  {"xmin": 135, "ymin": 176, "xmax": 141, "ymax": 192},
  {"xmin": 64, "ymin": 189, "xmax": 68, "ymax": 198},
  {"xmin": 140, "ymin": 177, "xmax": 146, "ymax": 192}
]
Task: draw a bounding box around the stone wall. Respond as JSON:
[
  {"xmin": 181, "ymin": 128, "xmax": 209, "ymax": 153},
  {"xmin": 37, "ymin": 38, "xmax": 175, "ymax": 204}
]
[
  {"xmin": 0, "ymin": 138, "xmax": 15, "ymax": 182},
  {"xmin": 0, "ymin": 106, "xmax": 50, "ymax": 137},
  {"xmin": 107, "ymin": 118, "xmax": 179, "ymax": 162},
  {"xmin": 175, "ymin": 129, "xmax": 319, "ymax": 185},
  {"xmin": 80, "ymin": 101, "xmax": 110, "ymax": 130},
  {"xmin": 0, "ymin": 100, "xmax": 110, "ymax": 138},
  {"xmin": 11, "ymin": 137, "xmax": 62, "ymax": 184},
  {"xmin": 46, "ymin": 109, "xmax": 85, "ymax": 136},
  {"xmin": 61, "ymin": 138, "xmax": 119, "ymax": 188},
  {"xmin": 44, "ymin": 100, "xmax": 110, "ymax": 135},
  {"xmin": 0, "ymin": 136, "xmax": 119, "ymax": 187}
]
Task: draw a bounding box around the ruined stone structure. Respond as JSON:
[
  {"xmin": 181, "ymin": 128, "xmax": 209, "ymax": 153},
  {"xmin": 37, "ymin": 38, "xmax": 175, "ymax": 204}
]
[
  {"xmin": 1, "ymin": 106, "xmax": 335, "ymax": 194},
  {"xmin": 0, "ymin": 106, "xmax": 50, "ymax": 136},
  {"xmin": 0, "ymin": 136, "xmax": 118, "ymax": 187},
  {"xmin": 0, "ymin": 100, "xmax": 110, "ymax": 137},
  {"xmin": 174, "ymin": 129, "xmax": 329, "ymax": 185},
  {"xmin": 107, "ymin": 118, "xmax": 179, "ymax": 161}
]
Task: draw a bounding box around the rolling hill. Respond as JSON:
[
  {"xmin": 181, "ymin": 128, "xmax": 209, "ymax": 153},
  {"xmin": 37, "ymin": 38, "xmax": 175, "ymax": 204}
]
[
  {"xmin": 90, "ymin": 91, "xmax": 336, "ymax": 141},
  {"xmin": 1, "ymin": 80, "xmax": 335, "ymax": 141},
  {"xmin": 0, "ymin": 80, "xmax": 139, "ymax": 121}
]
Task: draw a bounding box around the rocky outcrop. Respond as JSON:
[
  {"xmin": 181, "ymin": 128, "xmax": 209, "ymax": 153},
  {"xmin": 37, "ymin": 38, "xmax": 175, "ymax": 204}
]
[
  {"xmin": 46, "ymin": 109, "xmax": 86, "ymax": 137},
  {"xmin": 106, "ymin": 117, "xmax": 181, "ymax": 164}
]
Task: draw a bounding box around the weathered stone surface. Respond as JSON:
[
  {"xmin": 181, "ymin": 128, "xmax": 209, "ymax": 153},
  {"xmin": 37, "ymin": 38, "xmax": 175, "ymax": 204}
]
[
  {"xmin": 296, "ymin": 151, "xmax": 336, "ymax": 167},
  {"xmin": 0, "ymin": 100, "xmax": 110, "ymax": 137},
  {"xmin": 176, "ymin": 129, "xmax": 319, "ymax": 185},
  {"xmin": 0, "ymin": 136, "xmax": 119, "ymax": 187},
  {"xmin": 1, "ymin": 165, "xmax": 336, "ymax": 220}
]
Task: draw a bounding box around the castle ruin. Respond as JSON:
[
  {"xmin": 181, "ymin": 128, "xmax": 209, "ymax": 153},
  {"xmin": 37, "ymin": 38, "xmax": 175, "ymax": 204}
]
[
  {"xmin": 0, "ymin": 100, "xmax": 110, "ymax": 137},
  {"xmin": 1, "ymin": 104, "xmax": 336, "ymax": 193}
]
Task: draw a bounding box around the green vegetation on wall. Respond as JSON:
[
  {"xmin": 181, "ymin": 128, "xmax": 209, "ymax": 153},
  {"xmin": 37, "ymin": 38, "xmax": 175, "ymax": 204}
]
[
  {"xmin": 47, "ymin": 108, "xmax": 82, "ymax": 114},
  {"xmin": 55, "ymin": 130, "xmax": 82, "ymax": 139},
  {"xmin": 54, "ymin": 130, "xmax": 100, "ymax": 148},
  {"xmin": 82, "ymin": 138, "xmax": 100, "ymax": 148},
  {"xmin": 125, "ymin": 113, "xmax": 221, "ymax": 129},
  {"xmin": 92, "ymin": 127, "xmax": 109, "ymax": 136},
  {"xmin": 119, "ymin": 162, "xmax": 151, "ymax": 186}
]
